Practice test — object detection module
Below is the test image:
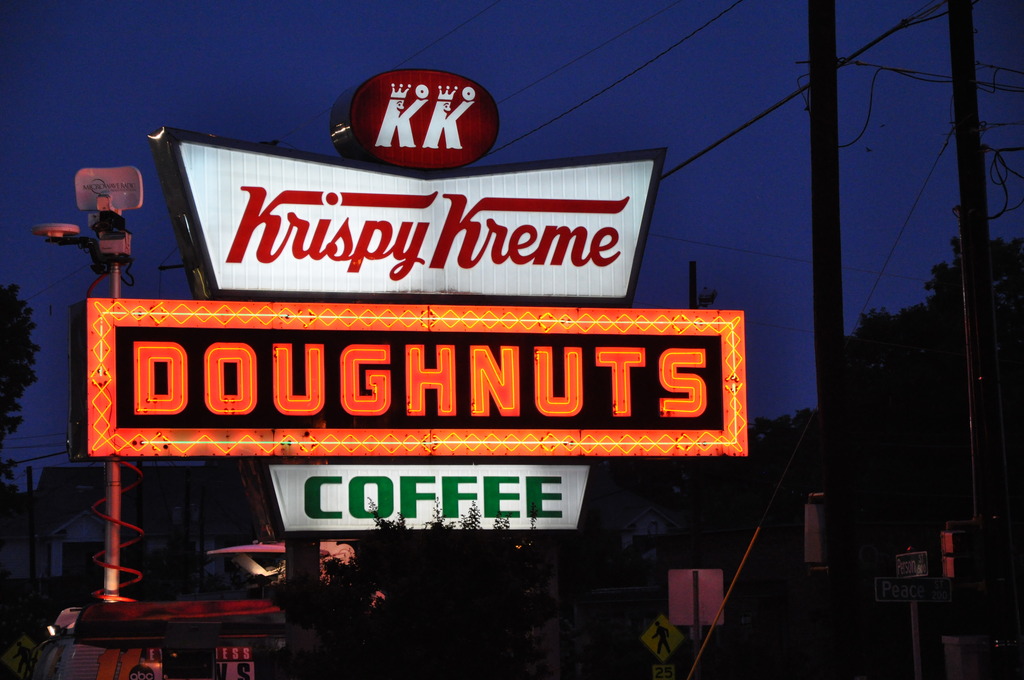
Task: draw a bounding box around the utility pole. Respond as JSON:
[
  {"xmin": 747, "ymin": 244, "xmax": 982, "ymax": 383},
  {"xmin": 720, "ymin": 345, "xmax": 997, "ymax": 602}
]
[
  {"xmin": 27, "ymin": 466, "xmax": 37, "ymax": 593},
  {"xmin": 808, "ymin": 1, "xmax": 864, "ymax": 677},
  {"xmin": 947, "ymin": 1, "xmax": 1022, "ymax": 677}
]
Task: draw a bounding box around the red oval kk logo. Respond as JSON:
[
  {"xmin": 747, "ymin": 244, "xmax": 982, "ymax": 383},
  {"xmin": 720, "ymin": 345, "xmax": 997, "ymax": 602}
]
[{"xmin": 332, "ymin": 69, "xmax": 499, "ymax": 169}]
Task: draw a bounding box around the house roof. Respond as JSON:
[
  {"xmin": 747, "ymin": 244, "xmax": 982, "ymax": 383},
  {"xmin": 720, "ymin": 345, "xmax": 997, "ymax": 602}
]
[
  {"xmin": 0, "ymin": 461, "xmax": 254, "ymax": 540},
  {"xmin": 584, "ymin": 462, "xmax": 686, "ymax": 532}
]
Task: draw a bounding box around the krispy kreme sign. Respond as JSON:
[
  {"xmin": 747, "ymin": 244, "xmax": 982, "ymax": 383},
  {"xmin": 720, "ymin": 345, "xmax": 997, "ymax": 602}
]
[
  {"xmin": 150, "ymin": 128, "xmax": 663, "ymax": 305},
  {"xmin": 68, "ymin": 299, "xmax": 747, "ymax": 459},
  {"xmin": 330, "ymin": 69, "xmax": 500, "ymax": 169},
  {"xmin": 270, "ymin": 464, "xmax": 589, "ymax": 532}
]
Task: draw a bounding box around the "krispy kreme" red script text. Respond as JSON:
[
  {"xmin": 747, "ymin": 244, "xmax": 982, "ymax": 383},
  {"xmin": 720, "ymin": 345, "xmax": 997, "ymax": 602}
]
[{"xmin": 225, "ymin": 188, "xmax": 629, "ymax": 281}]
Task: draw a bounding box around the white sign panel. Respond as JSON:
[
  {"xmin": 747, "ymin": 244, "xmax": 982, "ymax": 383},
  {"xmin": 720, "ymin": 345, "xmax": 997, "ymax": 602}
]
[
  {"xmin": 75, "ymin": 166, "xmax": 143, "ymax": 211},
  {"xmin": 270, "ymin": 464, "xmax": 589, "ymax": 532},
  {"xmin": 151, "ymin": 128, "xmax": 662, "ymax": 305}
]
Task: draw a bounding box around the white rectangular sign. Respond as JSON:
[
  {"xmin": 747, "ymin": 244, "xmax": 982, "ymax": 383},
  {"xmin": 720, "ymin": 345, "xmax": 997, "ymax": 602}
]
[
  {"xmin": 270, "ymin": 464, "xmax": 589, "ymax": 532},
  {"xmin": 151, "ymin": 128, "xmax": 662, "ymax": 305}
]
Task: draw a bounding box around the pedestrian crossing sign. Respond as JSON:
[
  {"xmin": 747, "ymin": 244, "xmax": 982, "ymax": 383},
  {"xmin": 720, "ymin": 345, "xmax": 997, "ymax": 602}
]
[
  {"xmin": 1, "ymin": 635, "xmax": 37, "ymax": 680},
  {"xmin": 641, "ymin": 614, "xmax": 684, "ymax": 662}
]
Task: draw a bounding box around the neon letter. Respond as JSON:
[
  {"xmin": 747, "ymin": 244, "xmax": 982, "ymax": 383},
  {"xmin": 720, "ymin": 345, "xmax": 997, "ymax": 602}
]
[
  {"xmin": 340, "ymin": 345, "xmax": 392, "ymax": 416},
  {"xmin": 273, "ymin": 343, "xmax": 325, "ymax": 416},
  {"xmin": 595, "ymin": 347, "xmax": 646, "ymax": 417},
  {"xmin": 659, "ymin": 348, "xmax": 708, "ymax": 417},
  {"xmin": 204, "ymin": 343, "xmax": 257, "ymax": 415},
  {"xmin": 134, "ymin": 341, "xmax": 188, "ymax": 415},
  {"xmin": 534, "ymin": 347, "xmax": 583, "ymax": 417},
  {"xmin": 406, "ymin": 345, "xmax": 456, "ymax": 416},
  {"xmin": 470, "ymin": 345, "xmax": 520, "ymax": 416}
]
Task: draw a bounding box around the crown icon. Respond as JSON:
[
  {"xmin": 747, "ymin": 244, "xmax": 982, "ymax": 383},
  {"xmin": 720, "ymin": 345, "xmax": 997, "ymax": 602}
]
[
  {"xmin": 390, "ymin": 83, "xmax": 411, "ymax": 99},
  {"xmin": 437, "ymin": 85, "xmax": 459, "ymax": 101}
]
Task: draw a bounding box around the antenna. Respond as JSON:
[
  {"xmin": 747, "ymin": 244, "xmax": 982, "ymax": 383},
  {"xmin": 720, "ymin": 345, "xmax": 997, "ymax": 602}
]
[
  {"xmin": 30, "ymin": 167, "xmax": 146, "ymax": 602},
  {"xmin": 32, "ymin": 167, "xmax": 143, "ymax": 275},
  {"xmin": 74, "ymin": 167, "xmax": 143, "ymax": 212}
]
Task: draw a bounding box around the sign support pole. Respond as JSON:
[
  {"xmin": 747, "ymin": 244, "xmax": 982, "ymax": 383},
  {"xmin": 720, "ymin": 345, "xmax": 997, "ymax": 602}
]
[
  {"xmin": 691, "ymin": 571, "xmax": 701, "ymax": 680},
  {"xmin": 910, "ymin": 601, "xmax": 922, "ymax": 680},
  {"xmin": 103, "ymin": 262, "xmax": 122, "ymax": 601}
]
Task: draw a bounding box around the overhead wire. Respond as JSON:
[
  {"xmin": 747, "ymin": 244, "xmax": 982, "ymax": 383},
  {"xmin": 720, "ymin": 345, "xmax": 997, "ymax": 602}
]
[
  {"xmin": 650, "ymin": 232, "xmax": 933, "ymax": 285},
  {"xmin": 976, "ymin": 62, "xmax": 1024, "ymax": 94},
  {"xmin": 840, "ymin": 66, "xmax": 885, "ymax": 148},
  {"xmin": 849, "ymin": 126, "xmax": 956, "ymax": 325},
  {"xmin": 497, "ymin": 0, "xmax": 686, "ymax": 105},
  {"xmin": 272, "ymin": 2, "xmax": 503, "ymax": 145},
  {"xmin": 4, "ymin": 431, "xmax": 65, "ymax": 441},
  {"xmin": 490, "ymin": 0, "xmax": 750, "ymax": 155},
  {"xmin": 987, "ymin": 147, "xmax": 1024, "ymax": 219},
  {"xmin": 393, "ymin": 0, "xmax": 503, "ymax": 68},
  {"xmin": 662, "ymin": 0, "xmax": 951, "ymax": 179}
]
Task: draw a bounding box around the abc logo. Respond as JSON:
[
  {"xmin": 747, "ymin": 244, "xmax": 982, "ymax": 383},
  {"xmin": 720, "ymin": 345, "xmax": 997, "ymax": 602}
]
[{"xmin": 128, "ymin": 665, "xmax": 155, "ymax": 680}]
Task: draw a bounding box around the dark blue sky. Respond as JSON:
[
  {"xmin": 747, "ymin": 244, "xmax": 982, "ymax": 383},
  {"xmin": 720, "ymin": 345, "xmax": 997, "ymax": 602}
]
[{"xmin": 3, "ymin": 1, "xmax": 1021, "ymax": 478}]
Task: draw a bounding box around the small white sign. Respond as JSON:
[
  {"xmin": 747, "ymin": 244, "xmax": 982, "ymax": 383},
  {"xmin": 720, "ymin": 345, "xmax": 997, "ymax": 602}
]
[
  {"xmin": 270, "ymin": 464, "xmax": 589, "ymax": 532},
  {"xmin": 75, "ymin": 166, "xmax": 143, "ymax": 211}
]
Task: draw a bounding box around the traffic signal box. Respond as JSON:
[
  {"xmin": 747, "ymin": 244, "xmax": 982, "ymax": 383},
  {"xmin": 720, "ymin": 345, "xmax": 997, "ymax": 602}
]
[{"xmin": 941, "ymin": 518, "xmax": 983, "ymax": 584}]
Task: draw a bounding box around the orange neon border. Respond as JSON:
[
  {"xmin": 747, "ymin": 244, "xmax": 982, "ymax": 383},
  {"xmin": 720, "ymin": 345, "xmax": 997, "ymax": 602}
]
[{"xmin": 81, "ymin": 298, "xmax": 747, "ymax": 458}]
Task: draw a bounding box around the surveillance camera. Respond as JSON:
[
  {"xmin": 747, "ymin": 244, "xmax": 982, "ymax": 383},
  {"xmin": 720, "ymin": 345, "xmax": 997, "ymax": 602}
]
[{"xmin": 32, "ymin": 223, "xmax": 81, "ymax": 238}]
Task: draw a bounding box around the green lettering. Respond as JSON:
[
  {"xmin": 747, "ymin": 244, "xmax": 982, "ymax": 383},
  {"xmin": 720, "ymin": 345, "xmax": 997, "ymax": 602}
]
[
  {"xmin": 400, "ymin": 476, "xmax": 436, "ymax": 518},
  {"xmin": 526, "ymin": 476, "xmax": 562, "ymax": 518},
  {"xmin": 349, "ymin": 476, "xmax": 394, "ymax": 518},
  {"xmin": 304, "ymin": 476, "xmax": 343, "ymax": 519},
  {"xmin": 442, "ymin": 476, "xmax": 478, "ymax": 517},
  {"xmin": 484, "ymin": 476, "xmax": 520, "ymax": 518}
]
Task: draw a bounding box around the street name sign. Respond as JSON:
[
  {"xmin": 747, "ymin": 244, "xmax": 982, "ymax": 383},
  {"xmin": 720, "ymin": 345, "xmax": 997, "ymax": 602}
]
[
  {"xmin": 874, "ymin": 577, "xmax": 951, "ymax": 603},
  {"xmin": 895, "ymin": 550, "xmax": 929, "ymax": 578}
]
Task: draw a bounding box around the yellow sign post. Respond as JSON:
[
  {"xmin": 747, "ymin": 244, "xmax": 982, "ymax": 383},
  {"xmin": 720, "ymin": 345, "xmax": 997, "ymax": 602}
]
[
  {"xmin": 1, "ymin": 635, "xmax": 37, "ymax": 680},
  {"xmin": 641, "ymin": 614, "xmax": 685, "ymax": 663}
]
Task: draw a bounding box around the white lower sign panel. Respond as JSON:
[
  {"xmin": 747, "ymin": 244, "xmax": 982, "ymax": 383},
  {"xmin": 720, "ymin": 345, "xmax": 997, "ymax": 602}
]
[{"xmin": 270, "ymin": 464, "xmax": 589, "ymax": 532}]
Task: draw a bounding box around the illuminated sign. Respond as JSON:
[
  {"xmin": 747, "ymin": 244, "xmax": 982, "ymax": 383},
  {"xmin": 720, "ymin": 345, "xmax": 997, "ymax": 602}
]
[
  {"xmin": 330, "ymin": 69, "xmax": 499, "ymax": 169},
  {"xmin": 270, "ymin": 464, "xmax": 589, "ymax": 532},
  {"xmin": 71, "ymin": 298, "xmax": 746, "ymax": 459},
  {"xmin": 150, "ymin": 127, "xmax": 662, "ymax": 305}
]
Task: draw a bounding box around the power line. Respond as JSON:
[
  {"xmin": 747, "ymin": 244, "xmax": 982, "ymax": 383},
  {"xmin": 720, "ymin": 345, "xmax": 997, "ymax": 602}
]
[
  {"xmin": 275, "ymin": 2, "xmax": 503, "ymax": 145},
  {"xmin": 393, "ymin": 1, "xmax": 503, "ymax": 68},
  {"xmin": 661, "ymin": 0, "xmax": 951, "ymax": 180},
  {"xmin": 650, "ymin": 232, "xmax": 932, "ymax": 285},
  {"xmin": 498, "ymin": 0, "xmax": 686, "ymax": 105},
  {"xmin": 491, "ymin": 0, "xmax": 749, "ymax": 154},
  {"xmin": 849, "ymin": 127, "xmax": 955, "ymax": 328},
  {"xmin": 4, "ymin": 432, "xmax": 65, "ymax": 441},
  {"xmin": 7, "ymin": 450, "xmax": 66, "ymax": 463},
  {"xmin": 2, "ymin": 442, "xmax": 65, "ymax": 450}
]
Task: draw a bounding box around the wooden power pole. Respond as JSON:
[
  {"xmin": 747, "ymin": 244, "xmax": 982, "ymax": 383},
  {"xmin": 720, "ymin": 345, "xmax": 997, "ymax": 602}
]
[
  {"xmin": 808, "ymin": 1, "xmax": 865, "ymax": 677},
  {"xmin": 947, "ymin": 1, "xmax": 1022, "ymax": 677}
]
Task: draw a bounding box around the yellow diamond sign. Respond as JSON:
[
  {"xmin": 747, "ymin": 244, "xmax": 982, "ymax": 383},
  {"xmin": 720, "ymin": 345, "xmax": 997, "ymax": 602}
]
[
  {"xmin": 640, "ymin": 614, "xmax": 685, "ymax": 662},
  {"xmin": 1, "ymin": 635, "xmax": 37, "ymax": 680}
]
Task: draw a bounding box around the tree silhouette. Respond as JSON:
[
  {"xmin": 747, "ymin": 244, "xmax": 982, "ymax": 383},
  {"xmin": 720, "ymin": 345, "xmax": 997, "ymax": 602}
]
[{"xmin": 275, "ymin": 506, "xmax": 556, "ymax": 680}]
